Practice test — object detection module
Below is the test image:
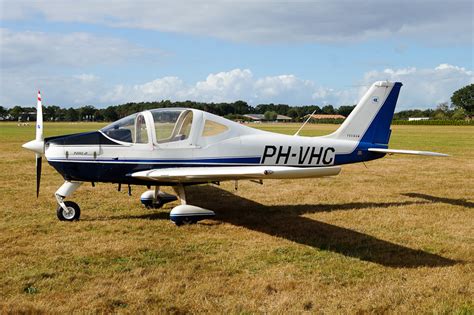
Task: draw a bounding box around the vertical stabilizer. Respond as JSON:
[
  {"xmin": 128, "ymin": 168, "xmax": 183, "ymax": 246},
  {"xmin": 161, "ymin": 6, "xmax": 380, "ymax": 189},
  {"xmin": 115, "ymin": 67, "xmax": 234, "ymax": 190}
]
[{"xmin": 327, "ymin": 81, "xmax": 402, "ymax": 146}]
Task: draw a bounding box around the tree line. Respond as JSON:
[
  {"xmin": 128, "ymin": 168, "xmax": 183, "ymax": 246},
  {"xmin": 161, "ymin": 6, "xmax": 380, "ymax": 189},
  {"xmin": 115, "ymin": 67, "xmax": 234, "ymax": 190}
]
[
  {"xmin": 1, "ymin": 84, "xmax": 471, "ymax": 122},
  {"xmin": 0, "ymin": 101, "xmax": 357, "ymax": 122}
]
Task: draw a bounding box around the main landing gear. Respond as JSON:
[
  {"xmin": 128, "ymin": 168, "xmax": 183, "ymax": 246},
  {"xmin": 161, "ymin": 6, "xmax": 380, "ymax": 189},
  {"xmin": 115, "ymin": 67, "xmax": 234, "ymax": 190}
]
[
  {"xmin": 141, "ymin": 184, "xmax": 215, "ymax": 226},
  {"xmin": 169, "ymin": 184, "xmax": 215, "ymax": 226},
  {"xmin": 54, "ymin": 181, "xmax": 215, "ymax": 225},
  {"xmin": 140, "ymin": 186, "xmax": 177, "ymax": 209}
]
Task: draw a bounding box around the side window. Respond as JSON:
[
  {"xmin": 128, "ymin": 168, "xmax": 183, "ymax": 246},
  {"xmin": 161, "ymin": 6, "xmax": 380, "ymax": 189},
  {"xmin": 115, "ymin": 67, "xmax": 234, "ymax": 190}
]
[
  {"xmin": 152, "ymin": 110, "xmax": 193, "ymax": 143},
  {"xmin": 202, "ymin": 119, "xmax": 229, "ymax": 137},
  {"xmin": 154, "ymin": 111, "xmax": 181, "ymax": 143},
  {"xmin": 176, "ymin": 111, "xmax": 193, "ymax": 140},
  {"xmin": 135, "ymin": 114, "xmax": 148, "ymax": 144}
]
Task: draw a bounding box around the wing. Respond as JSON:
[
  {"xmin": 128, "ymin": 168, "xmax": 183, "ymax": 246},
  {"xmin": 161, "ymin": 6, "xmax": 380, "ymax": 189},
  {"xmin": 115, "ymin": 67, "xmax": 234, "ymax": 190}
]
[
  {"xmin": 368, "ymin": 148, "xmax": 448, "ymax": 157},
  {"xmin": 131, "ymin": 165, "xmax": 341, "ymax": 183}
]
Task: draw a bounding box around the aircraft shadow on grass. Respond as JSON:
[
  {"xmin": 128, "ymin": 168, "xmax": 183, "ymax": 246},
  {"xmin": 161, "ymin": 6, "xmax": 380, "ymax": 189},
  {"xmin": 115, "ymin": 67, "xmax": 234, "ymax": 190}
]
[
  {"xmin": 402, "ymin": 193, "xmax": 474, "ymax": 209},
  {"xmin": 118, "ymin": 185, "xmax": 459, "ymax": 268}
]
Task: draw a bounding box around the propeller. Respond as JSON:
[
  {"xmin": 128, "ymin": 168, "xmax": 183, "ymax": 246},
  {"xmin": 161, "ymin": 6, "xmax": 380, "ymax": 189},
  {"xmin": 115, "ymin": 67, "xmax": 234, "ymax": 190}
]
[
  {"xmin": 22, "ymin": 90, "xmax": 44, "ymax": 197},
  {"xmin": 36, "ymin": 153, "xmax": 42, "ymax": 197}
]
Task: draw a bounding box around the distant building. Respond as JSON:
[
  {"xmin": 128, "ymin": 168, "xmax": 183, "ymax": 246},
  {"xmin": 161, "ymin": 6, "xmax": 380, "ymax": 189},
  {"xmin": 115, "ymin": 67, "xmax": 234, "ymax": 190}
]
[
  {"xmin": 18, "ymin": 111, "xmax": 36, "ymax": 122},
  {"xmin": 243, "ymin": 114, "xmax": 292, "ymax": 122},
  {"xmin": 243, "ymin": 114, "xmax": 263, "ymax": 121},
  {"xmin": 304, "ymin": 114, "xmax": 346, "ymax": 120},
  {"xmin": 408, "ymin": 117, "xmax": 429, "ymax": 121}
]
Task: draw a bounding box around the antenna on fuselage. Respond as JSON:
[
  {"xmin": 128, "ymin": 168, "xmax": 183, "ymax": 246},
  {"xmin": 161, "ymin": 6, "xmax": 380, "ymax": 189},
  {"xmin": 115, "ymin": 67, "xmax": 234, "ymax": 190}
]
[{"xmin": 294, "ymin": 109, "xmax": 317, "ymax": 136}]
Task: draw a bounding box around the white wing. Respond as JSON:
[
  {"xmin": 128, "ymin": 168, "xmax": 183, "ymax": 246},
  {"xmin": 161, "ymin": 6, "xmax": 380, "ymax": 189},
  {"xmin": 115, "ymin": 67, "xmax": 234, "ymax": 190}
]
[
  {"xmin": 368, "ymin": 148, "xmax": 448, "ymax": 157},
  {"xmin": 131, "ymin": 165, "xmax": 341, "ymax": 182}
]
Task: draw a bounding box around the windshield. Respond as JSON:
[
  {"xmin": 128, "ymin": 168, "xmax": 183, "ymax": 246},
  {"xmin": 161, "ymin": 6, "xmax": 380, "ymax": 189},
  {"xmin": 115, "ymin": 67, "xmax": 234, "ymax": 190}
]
[
  {"xmin": 101, "ymin": 113, "xmax": 149, "ymax": 143},
  {"xmin": 150, "ymin": 109, "xmax": 193, "ymax": 143}
]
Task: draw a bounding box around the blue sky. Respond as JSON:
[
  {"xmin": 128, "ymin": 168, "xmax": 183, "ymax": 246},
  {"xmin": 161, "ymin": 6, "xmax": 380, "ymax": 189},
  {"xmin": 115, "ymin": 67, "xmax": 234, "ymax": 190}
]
[{"xmin": 1, "ymin": 1, "xmax": 472, "ymax": 110}]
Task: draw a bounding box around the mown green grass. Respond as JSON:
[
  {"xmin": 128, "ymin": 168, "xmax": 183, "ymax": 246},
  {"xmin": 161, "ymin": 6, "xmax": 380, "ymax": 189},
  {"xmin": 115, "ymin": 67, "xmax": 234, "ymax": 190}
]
[{"xmin": 0, "ymin": 122, "xmax": 473, "ymax": 313}]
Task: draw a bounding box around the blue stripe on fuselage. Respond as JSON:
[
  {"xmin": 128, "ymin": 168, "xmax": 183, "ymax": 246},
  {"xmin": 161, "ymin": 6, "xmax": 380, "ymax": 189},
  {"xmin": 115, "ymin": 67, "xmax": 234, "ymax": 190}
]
[{"xmin": 48, "ymin": 156, "xmax": 262, "ymax": 164}]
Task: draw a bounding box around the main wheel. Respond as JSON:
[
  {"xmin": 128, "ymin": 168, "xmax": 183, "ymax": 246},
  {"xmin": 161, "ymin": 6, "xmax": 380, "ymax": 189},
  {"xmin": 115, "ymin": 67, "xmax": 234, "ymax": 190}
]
[
  {"xmin": 149, "ymin": 200, "xmax": 164, "ymax": 209},
  {"xmin": 173, "ymin": 217, "xmax": 196, "ymax": 226},
  {"xmin": 56, "ymin": 201, "xmax": 81, "ymax": 221},
  {"xmin": 182, "ymin": 217, "xmax": 197, "ymax": 225}
]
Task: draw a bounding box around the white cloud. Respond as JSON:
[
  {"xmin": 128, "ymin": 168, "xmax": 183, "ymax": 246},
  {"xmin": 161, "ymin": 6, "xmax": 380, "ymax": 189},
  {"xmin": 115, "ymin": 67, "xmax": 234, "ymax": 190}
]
[
  {"xmin": 0, "ymin": 28, "xmax": 160, "ymax": 106},
  {"xmin": 91, "ymin": 65, "xmax": 474, "ymax": 108},
  {"xmin": 100, "ymin": 69, "xmax": 322, "ymax": 105},
  {"xmin": 256, "ymin": 75, "xmax": 310, "ymax": 97},
  {"xmin": 0, "ymin": 72, "xmax": 106, "ymax": 106},
  {"xmin": 0, "ymin": 28, "xmax": 153, "ymax": 70},
  {"xmin": 362, "ymin": 64, "xmax": 474, "ymax": 109},
  {"xmin": 189, "ymin": 69, "xmax": 254, "ymax": 102},
  {"xmin": 1, "ymin": 66, "xmax": 472, "ymax": 109},
  {"xmin": 73, "ymin": 74, "xmax": 100, "ymax": 82},
  {"xmin": 2, "ymin": 0, "xmax": 472, "ymax": 44},
  {"xmin": 102, "ymin": 77, "xmax": 186, "ymax": 104}
]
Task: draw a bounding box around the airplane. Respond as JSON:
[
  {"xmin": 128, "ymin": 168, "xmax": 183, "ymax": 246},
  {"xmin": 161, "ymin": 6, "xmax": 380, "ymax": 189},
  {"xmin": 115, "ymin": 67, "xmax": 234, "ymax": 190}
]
[{"xmin": 22, "ymin": 81, "xmax": 447, "ymax": 225}]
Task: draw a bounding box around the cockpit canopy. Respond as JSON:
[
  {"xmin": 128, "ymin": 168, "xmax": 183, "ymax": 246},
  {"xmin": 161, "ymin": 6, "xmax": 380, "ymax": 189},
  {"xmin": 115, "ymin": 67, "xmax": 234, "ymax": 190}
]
[
  {"xmin": 101, "ymin": 108, "xmax": 193, "ymax": 144},
  {"xmin": 100, "ymin": 107, "xmax": 241, "ymax": 146}
]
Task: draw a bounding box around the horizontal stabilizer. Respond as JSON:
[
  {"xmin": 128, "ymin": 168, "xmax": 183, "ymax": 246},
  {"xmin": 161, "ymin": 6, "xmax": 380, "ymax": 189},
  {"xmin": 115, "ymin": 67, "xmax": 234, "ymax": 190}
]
[
  {"xmin": 368, "ymin": 148, "xmax": 448, "ymax": 157},
  {"xmin": 131, "ymin": 165, "xmax": 341, "ymax": 182}
]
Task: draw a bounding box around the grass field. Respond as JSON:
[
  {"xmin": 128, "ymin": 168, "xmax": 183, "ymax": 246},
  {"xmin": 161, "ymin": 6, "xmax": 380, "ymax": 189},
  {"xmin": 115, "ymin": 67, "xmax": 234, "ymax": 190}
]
[{"xmin": 0, "ymin": 122, "xmax": 473, "ymax": 313}]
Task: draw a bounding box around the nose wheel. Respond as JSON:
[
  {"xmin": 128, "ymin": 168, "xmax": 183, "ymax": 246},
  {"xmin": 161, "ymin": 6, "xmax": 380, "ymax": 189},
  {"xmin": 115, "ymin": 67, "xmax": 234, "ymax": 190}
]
[
  {"xmin": 56, "ymin": 201, "xmax": 81, "ymax": 221},
  {"xmin": 55, "ymin": 181, "xmax": 83, "ymax": 222}
]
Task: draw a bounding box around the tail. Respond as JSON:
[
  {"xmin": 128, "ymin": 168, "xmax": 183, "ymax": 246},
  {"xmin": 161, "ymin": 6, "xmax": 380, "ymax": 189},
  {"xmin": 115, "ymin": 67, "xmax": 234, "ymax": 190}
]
[
  {"xmin": 327, "ymin": 81, "xmax": 402, "ymax": 147},
  {"xmin": 328, "ymin": 81, "xmax": 448, "ymax": 159}
]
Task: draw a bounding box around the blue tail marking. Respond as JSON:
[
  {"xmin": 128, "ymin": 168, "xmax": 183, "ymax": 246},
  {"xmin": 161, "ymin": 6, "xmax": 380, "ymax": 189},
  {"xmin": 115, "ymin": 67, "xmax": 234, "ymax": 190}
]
[{"xmin": 360, "ymin": 82, "xmax": 402, "ymax": 146}]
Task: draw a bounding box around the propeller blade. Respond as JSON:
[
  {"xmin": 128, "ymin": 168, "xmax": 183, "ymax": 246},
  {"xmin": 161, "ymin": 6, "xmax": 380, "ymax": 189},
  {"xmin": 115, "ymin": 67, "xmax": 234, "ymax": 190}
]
[
  {"xmin": 36, "ymin": 154, "xmax": 42, "ymax": 198},
  {"xmin": 22, "ymin": 91, "xmax": 45, "ymax": 197}
]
